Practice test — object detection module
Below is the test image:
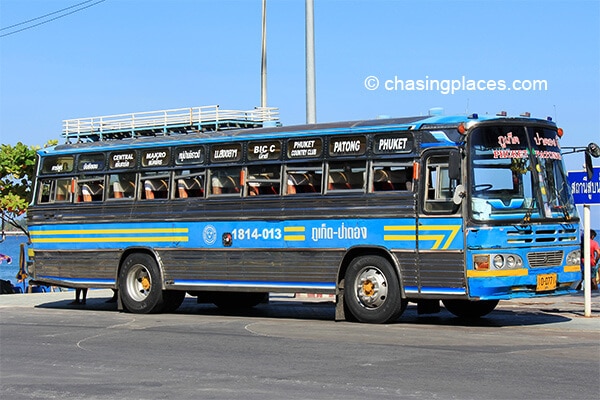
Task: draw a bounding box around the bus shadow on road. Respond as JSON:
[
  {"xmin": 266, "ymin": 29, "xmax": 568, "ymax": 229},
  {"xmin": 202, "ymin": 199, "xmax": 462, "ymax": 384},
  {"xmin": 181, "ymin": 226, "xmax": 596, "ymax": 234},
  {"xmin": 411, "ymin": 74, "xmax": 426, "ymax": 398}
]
[
  {"xmin": 396, "ymin": 306, "xmax": 573, "ymax": 327},
  {"xmin": 36, "ymin": 296, "xmax": 575, "ymax": 327}
]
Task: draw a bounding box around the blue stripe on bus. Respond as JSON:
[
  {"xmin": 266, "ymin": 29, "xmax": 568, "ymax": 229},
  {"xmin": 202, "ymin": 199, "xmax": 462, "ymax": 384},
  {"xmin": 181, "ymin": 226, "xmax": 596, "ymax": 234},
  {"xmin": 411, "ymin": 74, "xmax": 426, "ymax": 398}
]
[
  {"xmin": 404, "ymin": 286, "xmax": 466, "ymax": 295},
  {"xmin": 171, "ymin": 279, "xmax": 336, "ymax": 291},
  {"xmin": 37, "ymin": 276, "xmax": 115, "ymax": 286},
  {"xmin": 29, "ymin": 217, "xmax": 464, "ymax": 251}
]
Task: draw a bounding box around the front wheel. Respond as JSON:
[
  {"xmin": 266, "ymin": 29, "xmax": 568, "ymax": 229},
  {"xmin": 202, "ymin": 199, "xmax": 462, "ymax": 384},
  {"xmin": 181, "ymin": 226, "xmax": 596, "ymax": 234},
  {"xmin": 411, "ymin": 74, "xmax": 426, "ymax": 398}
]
[
  {"xmin": 118, "ymin": 253, "xmax": 165, "ymax": 314},
  {"xmin": 442, "ymin": 299, "xmax": 499, "ymax": 318},
  {"xmin": 344, "ymin": 256, "xmax": 406, "ymax": 324}
]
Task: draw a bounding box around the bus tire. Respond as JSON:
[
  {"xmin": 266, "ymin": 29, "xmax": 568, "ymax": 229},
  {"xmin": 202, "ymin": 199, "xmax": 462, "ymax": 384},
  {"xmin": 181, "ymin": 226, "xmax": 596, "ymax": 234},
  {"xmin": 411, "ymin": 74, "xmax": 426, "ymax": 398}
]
[
  {"xmin": 118, "ymin": 253, "xmax": 164, "ymax": 314},
  {"xmin": 442, "ymin": 299, "xmax": 499, "ymax": 318},
  {"xmin": 162, "ymin": 290, "xmax": 186, "ymax": 313},
  {"xmin": 344, "ymin": 255, "xmax": 406, "ymax": 324}
]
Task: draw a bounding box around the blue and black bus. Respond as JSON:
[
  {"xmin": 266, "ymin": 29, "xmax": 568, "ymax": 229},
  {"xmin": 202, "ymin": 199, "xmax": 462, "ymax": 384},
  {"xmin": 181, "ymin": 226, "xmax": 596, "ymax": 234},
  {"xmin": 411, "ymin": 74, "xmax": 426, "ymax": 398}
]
[{"xmin": 27, "ymin": 106, "xmax": 581, "ymax": 323}]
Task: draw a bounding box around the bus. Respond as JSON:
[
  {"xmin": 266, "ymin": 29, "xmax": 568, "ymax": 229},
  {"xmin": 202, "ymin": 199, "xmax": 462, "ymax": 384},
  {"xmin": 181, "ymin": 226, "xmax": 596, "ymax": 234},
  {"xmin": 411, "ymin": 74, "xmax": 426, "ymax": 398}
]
[{"xmin": 27, "ymin": 106, "xmax": 582, "ymax": 323}]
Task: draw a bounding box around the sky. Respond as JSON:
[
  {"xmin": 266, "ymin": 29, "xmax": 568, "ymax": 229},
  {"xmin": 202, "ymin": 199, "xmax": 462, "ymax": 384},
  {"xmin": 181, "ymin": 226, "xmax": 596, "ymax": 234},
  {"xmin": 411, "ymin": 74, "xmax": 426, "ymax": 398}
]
[{"xmin": 0, "ymin": 0, "xmax": 599, "ymax": 221}]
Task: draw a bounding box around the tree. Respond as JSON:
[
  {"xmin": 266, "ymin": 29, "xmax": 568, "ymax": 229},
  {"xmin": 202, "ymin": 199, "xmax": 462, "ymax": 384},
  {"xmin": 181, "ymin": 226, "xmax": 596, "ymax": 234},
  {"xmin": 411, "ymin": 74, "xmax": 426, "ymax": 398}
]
[{"xmin": 1, "ymin": 141, "xmax": 57, "ymax": 239}]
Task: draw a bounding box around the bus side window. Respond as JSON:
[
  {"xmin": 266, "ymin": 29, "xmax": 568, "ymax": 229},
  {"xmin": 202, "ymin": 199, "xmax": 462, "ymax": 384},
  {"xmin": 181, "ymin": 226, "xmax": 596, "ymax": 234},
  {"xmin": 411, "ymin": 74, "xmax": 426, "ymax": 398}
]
[
  {"xmin": 108, "ymin": 174, "xmax": 136, "ymax": 200},
  {"xmin": 328, "ymin": 161, "xmax": 365, "ymax": 191},
  {"xmin": 55, "ymin": 178, "xmax": 73, "ymax": 202},
  {"xmin": 372, "ymin": 165, "xmax": 413, "ymax": 192},
  {"xmin": 423, "ymin": 155, "xmax": 455, "ymax": 213},
  {"xmin": 210, "ymin": 168, "xmax": 240, "ymax": 196},
  {"xmin": 246, "ymin": 166, "xmax": 281, "ymax": 196},
  {"xmin": 38, "ymin": 180, "xmax": 54, "ymax": 203},
  {"xmin": 177, "ymin": 177, "xmax": 204, "ymax": 199},
  {"xmin": 78, "ymin": 179, "xmax": 104, "ymax": 202},
  {"xmin": 285, "ymin": 163, "xmax": 322, "ymax": 194},
  {"xmin": 143, "ymin": 179, "xmax": 168, "ymax": 200}
]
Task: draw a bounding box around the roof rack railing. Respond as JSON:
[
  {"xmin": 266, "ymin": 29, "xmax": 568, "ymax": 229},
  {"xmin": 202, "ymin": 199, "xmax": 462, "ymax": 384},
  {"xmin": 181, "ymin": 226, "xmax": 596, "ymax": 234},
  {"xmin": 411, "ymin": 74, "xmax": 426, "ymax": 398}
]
[{"xmin": 62, "ymin": 105, "xmax": 280, "ymax": 142}]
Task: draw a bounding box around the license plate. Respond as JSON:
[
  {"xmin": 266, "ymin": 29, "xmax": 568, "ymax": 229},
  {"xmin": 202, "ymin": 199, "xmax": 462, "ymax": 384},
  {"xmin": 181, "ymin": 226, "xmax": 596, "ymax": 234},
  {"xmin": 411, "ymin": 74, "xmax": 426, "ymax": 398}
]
[{"xmin": 536, "ymin": 273, "xmax": 557, "ymax": 291}]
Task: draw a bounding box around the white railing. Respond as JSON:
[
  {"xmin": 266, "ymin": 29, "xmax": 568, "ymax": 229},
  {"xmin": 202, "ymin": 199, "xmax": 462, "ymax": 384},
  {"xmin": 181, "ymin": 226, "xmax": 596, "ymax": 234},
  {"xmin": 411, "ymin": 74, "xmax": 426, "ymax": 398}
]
[{"xmin": 62, "ymin": 105, "xmax": 280, "ymax": 140}]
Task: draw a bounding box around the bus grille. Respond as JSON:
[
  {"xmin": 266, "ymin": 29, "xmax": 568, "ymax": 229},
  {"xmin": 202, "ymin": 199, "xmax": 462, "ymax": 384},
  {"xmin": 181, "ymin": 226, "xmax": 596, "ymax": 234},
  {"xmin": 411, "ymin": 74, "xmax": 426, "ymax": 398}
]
[{"xmin": 527, "ymin": 251, "xmax": 563, "ymax": 267}]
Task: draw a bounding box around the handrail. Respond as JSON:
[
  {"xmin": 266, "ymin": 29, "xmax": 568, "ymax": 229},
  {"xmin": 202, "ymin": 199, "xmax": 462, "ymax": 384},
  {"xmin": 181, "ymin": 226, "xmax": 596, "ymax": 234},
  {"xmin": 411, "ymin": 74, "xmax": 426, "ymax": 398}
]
[{"xmin": 62, "ymin": 105, "xmax": 280, "ymax": 141}]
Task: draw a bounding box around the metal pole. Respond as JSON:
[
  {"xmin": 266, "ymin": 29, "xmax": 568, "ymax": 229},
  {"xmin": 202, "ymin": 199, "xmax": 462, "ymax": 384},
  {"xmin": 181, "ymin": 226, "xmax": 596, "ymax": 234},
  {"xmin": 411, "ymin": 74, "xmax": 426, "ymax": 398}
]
[
  {"xmin": 305, "ymin": 0, "xmax": 316, "ymax": 124},
  {"xmin": 261, "ymin": 0, "xmax": 267, "ymax": 108},
  {"xmin": 583, "ymin": 204, "xmax": 591, "ymax": 317}
]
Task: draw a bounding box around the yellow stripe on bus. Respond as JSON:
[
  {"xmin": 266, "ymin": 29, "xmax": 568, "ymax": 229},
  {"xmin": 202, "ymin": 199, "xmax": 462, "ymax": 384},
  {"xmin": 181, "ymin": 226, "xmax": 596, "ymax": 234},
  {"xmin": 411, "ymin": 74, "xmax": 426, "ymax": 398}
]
[
  {"xmin": 31, "ymin": 236, "xmax": 189, "ymax": 243},
  {"xmin": 467, "ymin": 269, "xmax": 528, "ymax": 277},
  {"xmin": 383, "ymin": 225, "xmax": 461, "ymax": 249},
  {"xmin": 284, "ymin": 226, "xmax": 305, "ymax": 232},
  {"xmin": 563, "ymin": 265, "xmax": 581, "ymax": 273},
  {"xmin": 284, "ymin": 235, "xmax": 306, "ymax": 241},
  {"xmin": 30, "ymin": 228, "xmax": 189, "ymax": 236}
]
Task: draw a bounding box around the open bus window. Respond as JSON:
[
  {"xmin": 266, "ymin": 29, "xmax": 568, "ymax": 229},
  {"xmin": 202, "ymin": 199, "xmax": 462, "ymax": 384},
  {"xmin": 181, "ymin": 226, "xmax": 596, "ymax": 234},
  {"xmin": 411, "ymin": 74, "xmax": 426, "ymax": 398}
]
[
  {"xmin": 77, "ymin": 177, "xmax": 105, "ymax": 203},
  {"xmin": 38, "ymin": 178, "xmax": 73, "ymax": 204},
  {"xmin": 371, "ymin": 163, "xmax": 413, "ymax": 192},
  {"xmin": 423, "ymin": 155, "xmax": 455, "ymax": 213},
  {"xmin": 285, "ymin": 163, "xmax": 323, "ymax": 194},
  {"xmin": 38, "ymin": 180, "xmax": 54, "ymax": 204},
  {"xmin": 174, "ymin": 169, "xmax": 205, "ymax": 199},
  {"xmin": 210, "ymin": 168, "xmax": 241, "ymax": 196},
  {"xmin": 141, "ymin": 172, "xmax": 170, "ymax": 200},
  {"xmin": 108, "ymin": 173, "xmax": 136, "ymax": 200},
  {"xmin": 246, "ymin": 165, "xmax": 281, "ymax": 196},
  {"xmin": 327, "ymin": 161, "xmax": 365, "ymax": 192}
]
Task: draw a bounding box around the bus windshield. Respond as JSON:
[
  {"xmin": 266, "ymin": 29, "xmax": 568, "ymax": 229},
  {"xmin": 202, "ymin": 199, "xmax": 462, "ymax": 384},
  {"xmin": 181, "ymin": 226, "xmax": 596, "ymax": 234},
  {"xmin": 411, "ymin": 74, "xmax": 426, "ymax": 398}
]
[{"xmin": 468, "ymin": 125, "xmax": 576, "ymax": 223}]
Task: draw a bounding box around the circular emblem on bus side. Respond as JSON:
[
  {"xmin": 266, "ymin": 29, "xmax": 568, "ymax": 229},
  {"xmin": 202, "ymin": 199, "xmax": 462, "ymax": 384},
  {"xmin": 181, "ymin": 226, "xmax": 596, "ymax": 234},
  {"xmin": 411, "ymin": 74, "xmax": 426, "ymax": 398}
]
[{"xmin": 202, "ymin": 225, "xmax": 217, "ymax": 246}]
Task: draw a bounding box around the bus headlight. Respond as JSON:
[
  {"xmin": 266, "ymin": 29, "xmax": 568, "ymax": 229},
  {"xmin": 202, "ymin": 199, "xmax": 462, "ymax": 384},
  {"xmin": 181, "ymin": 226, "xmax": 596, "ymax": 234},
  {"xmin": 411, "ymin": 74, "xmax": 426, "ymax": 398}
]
[
  {"xmin": 506, "ymin": 255, "xmax": 516, "ymax": 268},
  {"xmin": 493, "ymin": 255, "xmax": 504, "ymax": 269},
  {"xmin": 566, "ymin": 250, "xmax": 580, "ymax": 266}
]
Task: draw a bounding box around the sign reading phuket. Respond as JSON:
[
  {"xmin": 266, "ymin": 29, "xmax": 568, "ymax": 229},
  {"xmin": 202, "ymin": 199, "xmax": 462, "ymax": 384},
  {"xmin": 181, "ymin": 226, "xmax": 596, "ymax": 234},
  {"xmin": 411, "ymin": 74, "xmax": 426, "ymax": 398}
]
[{"xmin": 568, "ymin": 168, "xmax": 600, "ymax": 204}]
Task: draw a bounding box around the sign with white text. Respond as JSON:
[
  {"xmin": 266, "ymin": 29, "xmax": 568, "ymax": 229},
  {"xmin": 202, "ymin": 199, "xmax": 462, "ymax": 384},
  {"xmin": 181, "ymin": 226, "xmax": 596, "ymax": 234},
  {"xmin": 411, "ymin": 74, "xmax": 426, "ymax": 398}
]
[{"xmin": 568, "ymin": 167, "xmax": 600, "ymax": 204}]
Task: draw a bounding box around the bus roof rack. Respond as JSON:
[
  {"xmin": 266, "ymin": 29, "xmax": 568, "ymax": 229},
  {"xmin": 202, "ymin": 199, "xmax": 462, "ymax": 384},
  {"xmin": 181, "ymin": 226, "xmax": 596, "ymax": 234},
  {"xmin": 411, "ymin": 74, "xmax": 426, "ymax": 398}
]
[{"xmin": 62, "ymin": 105, "xmax": 281, "ymax": 143}]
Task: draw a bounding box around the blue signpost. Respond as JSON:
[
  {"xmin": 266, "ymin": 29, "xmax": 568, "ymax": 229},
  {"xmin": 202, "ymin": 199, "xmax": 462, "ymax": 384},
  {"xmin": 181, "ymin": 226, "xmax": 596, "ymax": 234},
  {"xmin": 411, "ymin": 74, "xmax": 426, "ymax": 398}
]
[{"xmin": 568, "ymin": 166, "xmax": 599, "ymax": 317}]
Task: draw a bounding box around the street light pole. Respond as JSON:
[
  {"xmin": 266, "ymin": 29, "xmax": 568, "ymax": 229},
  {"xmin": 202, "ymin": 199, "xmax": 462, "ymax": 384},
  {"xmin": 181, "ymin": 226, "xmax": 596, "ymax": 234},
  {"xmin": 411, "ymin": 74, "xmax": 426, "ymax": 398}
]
[
  {"xmin": 261, "ymin": 0, "xmax": 267, "ymax": 108},
  {"xmin": 305, "ymin": 0, "xmax": 316, "ymax": 124}
]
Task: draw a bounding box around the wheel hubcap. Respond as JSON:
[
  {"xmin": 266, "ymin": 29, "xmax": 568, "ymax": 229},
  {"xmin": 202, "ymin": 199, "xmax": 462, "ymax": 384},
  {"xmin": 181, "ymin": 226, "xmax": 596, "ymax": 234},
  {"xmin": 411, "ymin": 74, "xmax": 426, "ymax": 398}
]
[
  {"xmin": 126, "ymin": 264, "xmax": 152, "ymax": 302},
  {"xmin": 355, "ymin": 267, "xmax": 388, "ymax": 308}
]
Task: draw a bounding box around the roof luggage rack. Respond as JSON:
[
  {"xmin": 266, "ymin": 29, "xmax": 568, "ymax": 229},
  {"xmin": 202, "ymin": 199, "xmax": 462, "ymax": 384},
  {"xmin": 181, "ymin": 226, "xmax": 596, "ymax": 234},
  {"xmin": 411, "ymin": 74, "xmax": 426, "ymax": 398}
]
[{"xmin": 62, "ymin": 105, "xmax": 280, "ymax": 142}]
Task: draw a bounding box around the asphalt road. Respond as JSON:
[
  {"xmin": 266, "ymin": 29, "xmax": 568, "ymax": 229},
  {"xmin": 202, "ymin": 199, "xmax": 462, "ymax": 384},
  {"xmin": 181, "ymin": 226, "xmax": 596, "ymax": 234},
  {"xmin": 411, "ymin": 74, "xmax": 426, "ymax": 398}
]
[{"xmin": 1, "ymin": 290, "xmax": 598, "ymax": 400}]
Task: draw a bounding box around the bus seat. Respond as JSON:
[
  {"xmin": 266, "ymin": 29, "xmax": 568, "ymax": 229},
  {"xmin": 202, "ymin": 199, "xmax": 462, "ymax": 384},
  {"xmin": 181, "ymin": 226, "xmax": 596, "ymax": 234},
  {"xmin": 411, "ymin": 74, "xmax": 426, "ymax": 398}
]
[
  {"xmin": 373, "ymin": 170, "xmax": 394, "ymax": 191},
  {"xmin": 329, "ymin": 171, "xmax": 351, "ymax": 190},
  {"xmin": 178, "ymin": 178, "xmax": 203, "ymax": 196},
  {"xmin": 223, "ymin": 176, "xmax": 240, "ymax": 194},
  {"xmin": 82, "ymin": 183, "xmax": 104, "ymax": 202},
  {"xmin": 144, "ymin": 179, "xmax": 168, "ymax": 199}
]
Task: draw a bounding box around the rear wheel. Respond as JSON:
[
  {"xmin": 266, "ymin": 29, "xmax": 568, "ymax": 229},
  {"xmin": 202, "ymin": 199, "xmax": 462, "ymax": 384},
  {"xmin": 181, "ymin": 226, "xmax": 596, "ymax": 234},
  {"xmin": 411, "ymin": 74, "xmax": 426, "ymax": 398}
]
[
  {"xmin": 344, "ymin": 255, "xmax": 406, "ymax": 324},
  {"xmin": 118, "ymin": 253, "xmax": 164, "ymax": 314},
  {"xmin": 442, "ymin": 299, "xmax": 499, "ymax": 318}
]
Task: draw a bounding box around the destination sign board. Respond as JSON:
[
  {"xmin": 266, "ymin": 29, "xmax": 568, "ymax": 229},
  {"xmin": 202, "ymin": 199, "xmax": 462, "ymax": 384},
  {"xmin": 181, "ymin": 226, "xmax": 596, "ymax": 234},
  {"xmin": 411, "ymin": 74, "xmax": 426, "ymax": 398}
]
[
  {"xmin": 287, "ymin": 138, "xmax": 322, "ymax": 159},
  {"xmin": 175, "ymin": 146, "xmax": 205, "ymax": 165},
  {"xmin": 248, "ymin": 140, "xmax": 281, "ymax": 161}
]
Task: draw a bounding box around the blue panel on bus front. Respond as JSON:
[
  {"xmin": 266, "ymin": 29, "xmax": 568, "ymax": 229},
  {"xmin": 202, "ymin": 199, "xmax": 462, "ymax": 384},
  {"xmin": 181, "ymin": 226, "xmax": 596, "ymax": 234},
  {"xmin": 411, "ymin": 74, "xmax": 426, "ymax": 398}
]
[{"xmin": 29, "ymin": 218, "xmax": 464, "ymax": 251}]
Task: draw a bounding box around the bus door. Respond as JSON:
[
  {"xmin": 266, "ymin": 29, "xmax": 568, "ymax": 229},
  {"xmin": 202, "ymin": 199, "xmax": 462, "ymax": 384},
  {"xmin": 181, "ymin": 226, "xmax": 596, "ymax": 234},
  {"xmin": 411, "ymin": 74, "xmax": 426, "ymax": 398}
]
[{"xmin": 416, "ymin": 150, "xmax": 466, "ymax": 298}]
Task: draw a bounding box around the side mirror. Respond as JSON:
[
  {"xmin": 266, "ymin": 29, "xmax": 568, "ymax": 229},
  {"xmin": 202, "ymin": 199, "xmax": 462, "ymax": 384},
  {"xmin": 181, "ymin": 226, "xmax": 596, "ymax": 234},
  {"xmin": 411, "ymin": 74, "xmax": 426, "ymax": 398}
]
[
  {"xmin": 448, "ymin": 149, "xmax": 461, "ymax": 181},
  {"xmin": 585, "ymin": 142, "xmax": 599, "ymax": 180}
]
